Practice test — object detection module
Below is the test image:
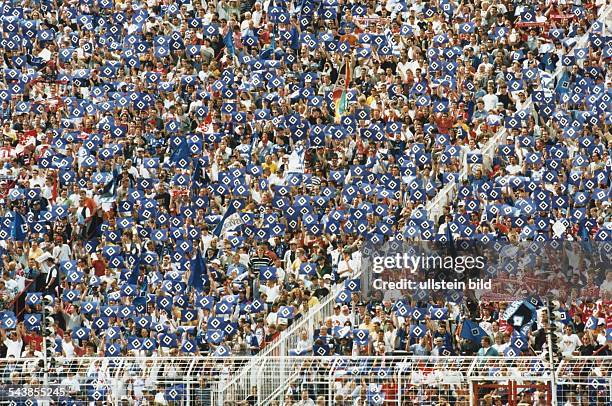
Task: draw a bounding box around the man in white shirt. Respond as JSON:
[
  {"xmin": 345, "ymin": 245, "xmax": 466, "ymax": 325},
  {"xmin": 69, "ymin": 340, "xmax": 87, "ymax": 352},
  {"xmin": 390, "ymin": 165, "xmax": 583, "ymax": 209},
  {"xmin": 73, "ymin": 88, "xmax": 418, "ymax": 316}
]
[
  {"xmin": 259, "ymin": 279, "xmax": 280, "ymax": 304},
  {"xmin": 61, "ymin": 369, "xmax": 80, "ymax": 396},
  {"xmin": 482, "ymin": 82, "xmax": 499, "ymax": 112},
  {"xmin": 505, "ymin": 155, "xmax": 522, "ymax": 176},
  {"xmin": 296, "ymin": 389, "xmax": 315, "ymax": 406},
  {"xmin": 154, "ymin": 385, "xmax": 168, "ymax": 405},
  {"xmin": 559, "ymin": 325, "xmax": 582, "ymax": 357},
  {"xmin": 1, "ymin": 272, "xmax": 18, "ymax": 296},
  {"xmin": 1, "ymin": 326, "xmax": 23, "ymax": 359},
  {"xmin": 337, "ymin": 247, "xmax": 358, "ymax": 281},
  {"xmin": 62, "ymin": 332, "xmax": 76, "ymax": 358},
  {"xmin": 52, "ymin": 236, "xmax": 72, "ymax": 262},
  {"xmin": 601, "ymin": 271, "xmax": 612, "ymax": 298}
]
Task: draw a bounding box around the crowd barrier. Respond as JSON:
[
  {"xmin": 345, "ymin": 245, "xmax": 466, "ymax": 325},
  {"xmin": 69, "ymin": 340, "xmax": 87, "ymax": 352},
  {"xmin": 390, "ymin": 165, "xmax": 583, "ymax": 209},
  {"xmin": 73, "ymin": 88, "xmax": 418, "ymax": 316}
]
[{"xmin": 0, "ymin": 356, "xmax": 608, "ymax": 405}]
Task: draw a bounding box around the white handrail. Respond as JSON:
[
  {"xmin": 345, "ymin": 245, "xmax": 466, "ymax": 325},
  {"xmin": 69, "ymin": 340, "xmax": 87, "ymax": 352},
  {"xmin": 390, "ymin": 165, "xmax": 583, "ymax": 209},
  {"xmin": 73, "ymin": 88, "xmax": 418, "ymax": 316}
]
[{"xmin": 221, "ymin": 279, "xmax": 345, "ymax": 399}]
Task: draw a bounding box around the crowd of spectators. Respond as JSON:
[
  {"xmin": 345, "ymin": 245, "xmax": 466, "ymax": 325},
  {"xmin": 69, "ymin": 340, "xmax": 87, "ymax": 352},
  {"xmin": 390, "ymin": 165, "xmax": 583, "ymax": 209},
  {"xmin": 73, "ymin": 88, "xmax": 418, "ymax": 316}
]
[{"xmin": 0, "ymin": 0, "xmax": 607, "ymax": 386}]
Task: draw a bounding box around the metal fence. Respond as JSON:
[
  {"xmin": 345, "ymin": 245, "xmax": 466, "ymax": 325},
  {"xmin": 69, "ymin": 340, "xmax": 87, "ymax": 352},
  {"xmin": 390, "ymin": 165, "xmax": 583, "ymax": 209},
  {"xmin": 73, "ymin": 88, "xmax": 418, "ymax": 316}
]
[
  {"xmin": 0, "ymin": 356, "xmax": 609, "ymax": 405},
  {"xmin": 220, "ymin": 280, "xmax": 345, "ymax": 402}
]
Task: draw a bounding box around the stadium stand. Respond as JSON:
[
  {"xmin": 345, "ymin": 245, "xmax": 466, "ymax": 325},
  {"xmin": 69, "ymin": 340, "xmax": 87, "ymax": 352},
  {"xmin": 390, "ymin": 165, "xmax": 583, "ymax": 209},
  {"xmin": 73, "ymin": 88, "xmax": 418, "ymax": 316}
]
[{"xmin": 0, "ymin": 0, "xmax": 609, "ymax": 403}]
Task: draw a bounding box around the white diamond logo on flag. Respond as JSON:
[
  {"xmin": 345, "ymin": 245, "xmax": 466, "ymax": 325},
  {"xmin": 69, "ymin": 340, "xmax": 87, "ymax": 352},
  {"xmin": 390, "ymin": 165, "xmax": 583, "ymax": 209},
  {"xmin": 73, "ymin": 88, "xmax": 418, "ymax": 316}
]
[
  {"xmin": 223, "ymin": 323, "xmax": 235, "ymax": 335},
  {"xmin": 209, "ymin": 318, "xmax": 222, "ymax": 329},
  {"xmin": 413, "ymin": 326, "xmax": 423, "ymax": 337},
  {"xmin": 159, "ymin": 297, "xmax": 170, "ymax": 308},
  {"xmin": 412, "ymin": 309, "xmax": 422, "ymax": 319}
]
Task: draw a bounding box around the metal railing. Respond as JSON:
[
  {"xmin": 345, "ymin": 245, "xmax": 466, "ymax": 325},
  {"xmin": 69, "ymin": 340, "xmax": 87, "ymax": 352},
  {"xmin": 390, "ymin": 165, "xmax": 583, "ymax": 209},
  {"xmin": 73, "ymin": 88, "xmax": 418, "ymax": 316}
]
[
  {"xmin": 0, "ymin": 356, "xmax": 608, "ymax": 404},
  {"xmin": 425, "ymin": 3, "xmax": 612, "ymax": 223},
  {"xmin": 221, "ymin": 280, "xmax": 346, "ymax": 402}
]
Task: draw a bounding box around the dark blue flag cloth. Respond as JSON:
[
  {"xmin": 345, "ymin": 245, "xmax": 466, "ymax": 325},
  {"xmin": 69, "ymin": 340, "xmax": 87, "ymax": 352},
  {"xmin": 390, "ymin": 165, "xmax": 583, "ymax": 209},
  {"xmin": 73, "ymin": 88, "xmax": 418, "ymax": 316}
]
[
  {"xmin": 188, "ymin": 249, "xmax": 207, "ymax": 291},
  {"xmin": 460, "ymin": 320, "xmax": 488, "ymax": 343},
  {"xmin": 445, "ymin": 218, "xmax": 456, "ymax": 256},
  {"xmin": 213, "ymin": 201, "xmax": 239, "ymax": 237},
  {"xmin": 503, "ymin": 300, "xmax": 537, "ymax": 336},
  {"xmin": 11, "ymin": 211, "xmax": 26, "ymax": 241},
  {"xmin": 170, "ymin": 137, "xmax": 190, "ymax": 166},
  {"xmin": 127, "ymin": 255, "xmax": 141, "ymax": 286},
  {"xmin": 101, "ymin": 168, "xmax": 119, "ymax": 198}
]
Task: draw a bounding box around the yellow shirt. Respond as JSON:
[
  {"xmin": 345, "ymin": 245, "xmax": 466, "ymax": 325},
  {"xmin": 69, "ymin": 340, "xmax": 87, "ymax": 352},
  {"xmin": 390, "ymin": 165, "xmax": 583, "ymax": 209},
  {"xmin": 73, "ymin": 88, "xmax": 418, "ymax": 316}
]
[
  {"xmin": 262, "ymin": 161, "xmax": 278, "ymax": 174},
  {"xmin": 29, "ymin": 247, "xmax": 43, "ymax": 261},
  {"xmin": 308, "ymin": 296, "xmax": 319, "ymax": 308},
  {"xmin": 3, "ymin": 129, "xmax": 17, "ymax": 143}
]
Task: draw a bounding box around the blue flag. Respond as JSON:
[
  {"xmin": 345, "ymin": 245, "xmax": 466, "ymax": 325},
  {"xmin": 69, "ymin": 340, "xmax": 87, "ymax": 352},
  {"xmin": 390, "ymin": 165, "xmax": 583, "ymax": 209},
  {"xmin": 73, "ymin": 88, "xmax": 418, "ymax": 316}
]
[
  {"xmin": 460, "ymin": 319, "xmax": 488, "ymax": 343},
  {"xmin": 213, "ymin": 201, "xmax": 241, "ymax": 237},
  {"xmin": 11, "ymin": 211, "xmax": 26, "ymax": 241},
  {"xmin": 101, "ymin": 168, "xmax": 119, "ymax": 198},
  {"xmin": 188, "ymin": 249, "xmax": 207, "ymax": 291},
  {"xmin": 127, "ymin": 255, "xmax": 141, "ymax": 285},
  {"xmin": 169, "ymin": 137, "xmax": 190, "ymax": 166},
  {"xmin": 224, "ymin": 31, "xmax": 235, "ymax": 56}
]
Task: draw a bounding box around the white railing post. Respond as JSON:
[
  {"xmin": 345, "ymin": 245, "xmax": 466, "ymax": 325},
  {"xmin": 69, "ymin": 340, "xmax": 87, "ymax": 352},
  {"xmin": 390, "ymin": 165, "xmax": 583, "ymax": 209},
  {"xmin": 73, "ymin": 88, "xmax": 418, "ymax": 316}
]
[
  {"xmin": 257, "ymin": 357, "xmax": 265, "ymax": 404},
  {"xmin": 328, "ymin": 359, "xmax": 334, "ymax": 404},
  {"xmin": 280, "ymin": 339, "xmax": 286, "ymax": 400},
  {"xmin": 186, "ymin": 358, "xmax": 195, "ymax": 406},
  {"xmin": 396, "ymin": 362, "xmax": 402, "ymax": 406}
]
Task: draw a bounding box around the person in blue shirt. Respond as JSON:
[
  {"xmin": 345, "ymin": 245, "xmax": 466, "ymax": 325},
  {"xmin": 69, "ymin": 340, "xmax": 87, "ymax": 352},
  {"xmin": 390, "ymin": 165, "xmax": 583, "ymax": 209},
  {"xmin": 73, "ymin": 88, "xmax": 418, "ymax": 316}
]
[
  {"xmin": 477, "ymin": 336, "xmax": 499, "ymax": 357},
  {"xmin": 410, "ymin": 336, "xmax": 430, "ymax": 355},
  {"xmin": 432, "ymin": 322, "xmax": 453, "ymax": 349},
  {"xmin": 0, "ymin": 101, "xmax": 11, "ymax": 121}
]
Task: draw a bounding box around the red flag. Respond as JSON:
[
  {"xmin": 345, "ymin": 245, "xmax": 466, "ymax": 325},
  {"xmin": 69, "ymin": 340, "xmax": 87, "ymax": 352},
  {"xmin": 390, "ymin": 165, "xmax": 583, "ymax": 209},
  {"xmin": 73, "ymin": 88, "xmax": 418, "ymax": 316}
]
[{"xmin": 199, "ymin": 111, "xmax": 212, "ymax": 133}]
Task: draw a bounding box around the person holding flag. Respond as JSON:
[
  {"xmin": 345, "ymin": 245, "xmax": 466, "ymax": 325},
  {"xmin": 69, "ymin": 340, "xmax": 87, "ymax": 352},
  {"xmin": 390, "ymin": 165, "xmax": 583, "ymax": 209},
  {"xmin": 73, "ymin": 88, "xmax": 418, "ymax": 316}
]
[{"xmin": 332, "ymin": 55, "xmax": 353, "ymax": 123}]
